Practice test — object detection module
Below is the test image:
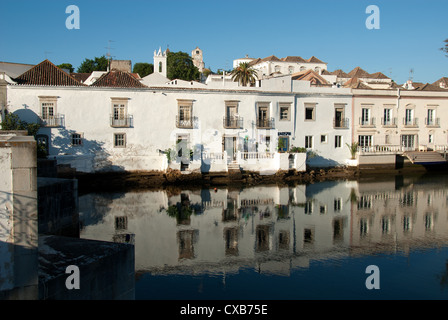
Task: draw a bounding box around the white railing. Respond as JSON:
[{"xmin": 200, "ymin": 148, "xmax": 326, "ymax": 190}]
[
  {"xmin": 358, "ymin": 145, "xmax": 402, "ymax": 154},
  {"xmin": 240, "ymin": 152, "xmax": 275, "ymax": 160},
  {"xmin": 202, "ymin": 152, "xmax": 226, "ymax": 161}
]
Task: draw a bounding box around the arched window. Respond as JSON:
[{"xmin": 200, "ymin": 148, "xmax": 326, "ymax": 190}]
[{"xmin": 159, "ymin": 61, "xmax": 163, "ymax": 73}]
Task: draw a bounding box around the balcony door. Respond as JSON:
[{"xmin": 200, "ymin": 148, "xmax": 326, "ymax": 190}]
[{"xmin": 226, "ymin": 105, "xmax": 237, "ymax": 127}]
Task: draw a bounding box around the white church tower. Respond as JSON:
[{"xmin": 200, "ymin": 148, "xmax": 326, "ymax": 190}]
[{"xmin": 154, "ymin": 47, "xmax": 167, "ymax": 78}]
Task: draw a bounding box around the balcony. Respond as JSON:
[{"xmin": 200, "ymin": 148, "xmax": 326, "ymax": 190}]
[
  {"xmin": 425, "ymin": 117, "xmax": 440, "ymax": 127},
  {"xmin": 40, "ymin": 114, "xmax": 64, "ymax": 127},
  {"xmin": 333, "ymin": 118, "xmax": 349, "ymax": 129},
  {"xmin": 110, "ymin": 115, "xmax": 133, "ymax": 128},
  {"xmin": 176, "ymin": 116, "xmax": 194, "ymax": 128},
  {"xmin": 403, "ymin": 118, "xmax": 418, "ymax": 127},
  {"xmin": 223, "ymin": 116, "xmax": 243, "ymax": 129},
  {"xmin": 381, "ymin": 117, "xmax": 397, "ymax": 127},
  {"xmin": 256, "ymin": 118, "xmax": 274, "ymax": 129},
  {"xmin": 359, "ymin": 117, "xmax": 375, "ymax": 127}
]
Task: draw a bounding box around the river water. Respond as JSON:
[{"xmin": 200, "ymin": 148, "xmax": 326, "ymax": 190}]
[{"xmin": 78, "ymin": 173, "xmax": 448, "ymax": 300}]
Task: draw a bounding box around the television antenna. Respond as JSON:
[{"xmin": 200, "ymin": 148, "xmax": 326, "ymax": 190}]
[
  {"xmin": 409, "ymin": 68, "xmax": 414, "ymax": 82},
  {"xmin": 105, "ymin": 40, "xmax": 115, "ymax": 70}
]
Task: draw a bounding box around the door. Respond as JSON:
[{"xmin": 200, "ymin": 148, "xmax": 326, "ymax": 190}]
[
  {"xmin": 401, "ymin": 134, "xmax": 416, "ymax": 151},
  {"xmin": 278, "ymin": 136, "xmax": 289, "ymax": 153},
  {"xmin": 224, "ymin": 136, "xmax": 237, "ymax": 162},
  {"xmin": 335, "ymin": 108, "xmax": 344, "ymax": 127},
  {"xmin": 226, "ymin": 105, "xmax": 237, "ymax": 127}
]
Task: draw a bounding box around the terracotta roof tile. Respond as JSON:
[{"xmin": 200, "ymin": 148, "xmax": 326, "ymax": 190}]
[
  {"xmin": 71, "ymin": 73, "xmax": 91, "ymax": 83},
  {"xmin": 281, "ymin": 56, "xmax": 307, "ymax": 63},
  {"xmin": 347, "ymin": 67, "xmax": 371, "ymax": 79},
  {"xmin": 369, "ymin": 72, "xmax": 390, "ymax": 79},
  {"xmin": 14, "ymin": 60, "xmax": 84, "ymax": 86},
  {"xmin": 291, "ymin": 69, "xmax": 330, "ymax": 85},
  {"xmin": 306, "ymin": 56, "xmax": 325, "ymax": 63},
  {"xmin": 91, "ymin": 70, "xmax": 147, "ymax": 88},
  {"xmin": 432, "ymin": 77, "xmax": 448, "ymax": 89}
]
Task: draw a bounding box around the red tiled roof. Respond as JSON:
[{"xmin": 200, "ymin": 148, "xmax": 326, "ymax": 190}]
[
  {"xmin": 432, "ymin": 77, "xmax": 448, "ymax": 89},
  {"xmin": 306, "ymin": 56, "xmax": 325, "ymax": 63},
  {"xmin": 291, "ymin": 69, "xmax": 330, "ymax": 85},
  {"xmin": 90, "ymin": 70, "xmax": 147, "ymax": 88},
  {"xmin": 71, "ymin": 73, "xmax": 91, "ymax": 83},
  {"xmin": 347, "ymin": 67, "xmax": 371, "ymax": 79},
  {"xmin": 281, "ymin": 56, "xmax": 307, "ymax": 63},
  {"xmin": 369, "ymin": 72, "xmax": 390, "ymax": 80},
  {"xmin": 14, "ymin": 60, "xmax": 84, "ymax": 86},
  {"xmin": 330, "ymin": 69, "xmax": 350, "ymax": 78}
]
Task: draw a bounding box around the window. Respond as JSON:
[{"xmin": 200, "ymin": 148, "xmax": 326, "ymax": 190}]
[
  {"xmin": 274, "ymin": 65, "xmax": 280, "ymax": 73},
  {"xmin": 288, "ymin": 66, "xmax": 294, "ymax": 74},
  {"xmin": 358, "ymin": 135, "xmax": 372, "ymax": 147},
  {"xmin": 405, "ymin": 108, "xmax": 414, "ymax": 125},
  {"xmin": 426, "ymin": 108, "xmax": 437, "ymax": 126},
  {"xmin": 279, "ymin": 103, "xmax": 291, "ymax": 121},
  {"xmin": 304, "ymin": 103, "xmax": 316, "ymax": 121},
  {"xmin": 177, "ymin": 100, "xmax": 194, "ymax": 128},
  {"xmin": 159, "ymin": 61, "xmax": 163, "ymax": 73},
  {"xmin": 429, "ymin": 134, "xmax": 434, "ymax": 144},
  {"xmin": 71, "ymin": 133, "xmax": 83, "ymax": 146},
  {"xmin": 361, "ymin": 107, "xmax": 371, "ymax": 125},
  {"xmin": 320, "ymin": 135, "xmax": 328, "ymax": 144},
  {"xmin": 334, "ymin": 105, "xmax": 346, "ymax": 128},
  {"xmin": 257, "ymin": 103, "xmax": 272, "ymax": 128},
  {"xmin": 224, "ymin": 101, "xmax": 241, "ymax": 128},
  {"xmin": 383, "ymin": 108, "xmax": 392, "ymax": 125},
  {"xmin": 114, "ymin": 133, "xmax": 126, "ymax": 148},
  {"xmin": 305, "ymin": 136, "xmax": 313, "ymax": 149},
  {"xmin": 111, "ymin": 98, "xmax": 130, "ymax": 127},
  {"xmin": 334, "ymin": 135, "xmax": 342, "ymax": 148},
  {"xmin": 41, "ymin": 102, "xmax": 55, "ymax": 120},
  {"xmin": 39, "ymin": 96, "xmax": 62, "ymax": 127}
]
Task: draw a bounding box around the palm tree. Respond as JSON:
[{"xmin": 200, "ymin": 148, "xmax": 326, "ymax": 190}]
[{"xmin": 230, "ymin": 62, "xmax": 258, "ymax": 86}]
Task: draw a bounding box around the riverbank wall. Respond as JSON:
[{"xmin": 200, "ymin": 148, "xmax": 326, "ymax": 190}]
[{"xmin": 55, "ymin": 153, "xmax": 448, "ymax": 194}]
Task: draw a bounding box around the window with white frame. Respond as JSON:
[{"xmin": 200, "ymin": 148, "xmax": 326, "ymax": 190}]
[
  {"xmin": 114, "ymin": 133, "xmax": 126, "ymax": 148},
  {"xmin": 361, "ymin": 107, "xmax": 371, "ymax": 125},
  {"xmin": 405, "ymin": 108, "xmax": 414, "ymax": 125},
  {"xmin": 279, "ymin": 103, "xmax": 291, "ymax": 121},
  {"xmin": 305, "ymin": 135, "xmax": 313, "ymax": 149},
  {"xmin": 320, "ymin": 134, "xmax": 328, "ymax": 144},
  {"xmin": 358, "ymin": 135, "xmax": 372, "ymax": 147},
  {"xmin": 177, "ymin": 99, "xmax": 194, "ymax": 128},
  {"xmin": 39, "ymin": 96, "xmax": 61, "ymax": 127},
  {"xmin": 71, "ymin": 133, "xmax": 83, "ymax": 146},
  {"xmin": 427, "ymin": 108, "xmax": 436, "ymax": 125},
  {"xmin": 334, "ymin": 135, "xmax": 342, "ymax": 148},
  {"xmin": 111, "ymin": 98, "xmax": 130, "ymax": 127},
  {"xmin": 383, "ymin": 107, "xmax": 392, "ymax": 125}
]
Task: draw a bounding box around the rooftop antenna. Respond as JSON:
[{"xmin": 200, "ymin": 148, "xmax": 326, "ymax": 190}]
[
  {"xmin": 105, "ymin": 40, "xmax": 115, "ymax": 71},
  {"xmin": 409, "ymin": 68, "xmax": 414, "ymax": 82}
]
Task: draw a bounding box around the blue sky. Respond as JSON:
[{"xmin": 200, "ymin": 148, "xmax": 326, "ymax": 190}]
[{"xmin": 1, "ymin": 0, "xmax": 447, "ymax": 84}]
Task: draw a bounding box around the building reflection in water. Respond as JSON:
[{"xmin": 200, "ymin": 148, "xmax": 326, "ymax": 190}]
[{"xmin": 79, "ymin": 175, "xmax": 448, "ymax": 277}]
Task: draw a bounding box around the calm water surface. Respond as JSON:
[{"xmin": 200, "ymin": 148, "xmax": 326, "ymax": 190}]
[{"xmin": 79, "ymin": 173, "xmax": 448, "ymax": 300}]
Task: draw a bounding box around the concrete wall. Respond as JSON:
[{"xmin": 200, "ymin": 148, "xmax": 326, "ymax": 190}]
[
  {"xmin": 0, "ymin": 134, "xmax": 38, "ymax": 299},
  {"xmin": 37, "ymin": 178, "xmax": 79, "ymax": 237},
  {"xmin": 39, "ymin": 235, "xmax": 134, "ymax": 300}
]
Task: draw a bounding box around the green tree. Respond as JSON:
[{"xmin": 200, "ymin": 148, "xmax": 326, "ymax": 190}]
[
  {"xmin": 441, "ymin": 39, "xmax": 448, "ymax": 57},
  {"xmin": 57, "ymin": 63, "xmax": 74, "ymax": 73},
  {"xmin": 77, "ymin": 56, "xmax": 109, "ymax": 73},
  {"xmin": 133, "ymin": 62, "xmax": 154, "ymax": 77},
  {"xmin": 167, "ymin": 51, "xmax": 200, "ymax": 81},
  {"xmin": 1, "ymin": 113, "xmax": 46, "ymax": 157},
  {"xmin": 230, "ymin": 62, "xmax": 258, "ymax": 86}
]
